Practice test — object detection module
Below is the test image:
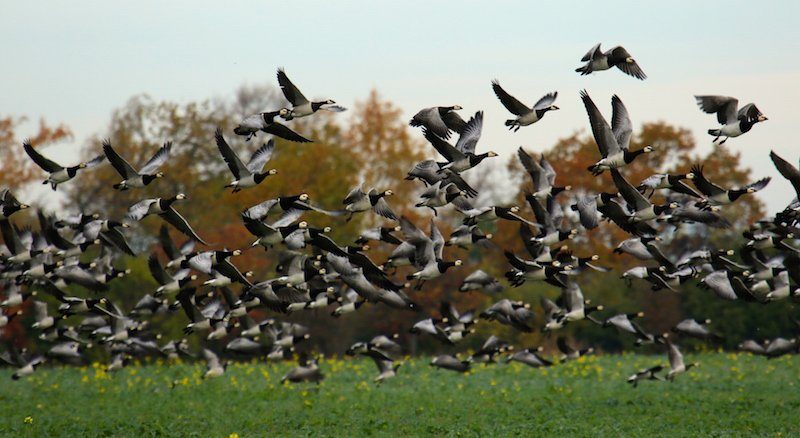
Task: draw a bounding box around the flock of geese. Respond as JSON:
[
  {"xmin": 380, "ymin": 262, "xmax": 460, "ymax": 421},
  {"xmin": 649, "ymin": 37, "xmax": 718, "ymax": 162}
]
[{"xmin": 1, "ymin": 44, "xmax": 796, "ymax": 387}]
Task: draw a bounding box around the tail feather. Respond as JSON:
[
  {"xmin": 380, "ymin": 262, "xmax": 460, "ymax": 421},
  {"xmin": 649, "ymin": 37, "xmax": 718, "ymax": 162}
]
[
  {"xmin": 708, "ymin": 129, "xmax": 721, "ymax": 136},
  {"xmin": 504, "ymin": 119, "xmax": 515, "ymax": 127}
]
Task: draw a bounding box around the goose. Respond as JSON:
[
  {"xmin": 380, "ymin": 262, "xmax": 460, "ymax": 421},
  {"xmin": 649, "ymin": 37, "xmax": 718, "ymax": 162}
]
[
  {"xmin": 459, "ymin": 269, "xmax": 503, "ymax": 294},
  {"xmin": 422, "ymin": 112, "xmax": 497, "ymax": 173},
  {"xmin": 581, "ymin": 91, "xmax": 652, "ymax": 175},
  {"xmin": 506, "ymin": 347, "xmax": 552, "ymax": 368},
  {"xmin": 281, "ymin": 354, "xmax": 324, "ymax": 384},
  {"xmin": 667, "ymin": 202, "xmax": 731, "ymax": 228},
  {"xmin": 234, "ymin": 109, "xmax": 312, "ymax": 143},
  {"xmin": 611, "ymin": 169, "xmax": 677, "ymax": 223},
  {"xmin": 355, "ymin": 225, "xmax": 402, "ymax": 246},
  {"xmin": 415, "ymin": 182, "xmax": 466, "ymax": 216},
  {"xmin": 576, "ymin": 43, "xmax": 646, "ymax": 79},
  {"xmin": 224, "ymin": 336, "xmax": 267, "ymax": 356},
  {"xmin": 159, "ymin": 225, "xmax": 196, "ymax": 268},
  {"xmin": 491, "ymin": 81, "xmax": 558, "ymax": 131},
  {"xmin": 504, "ymin": 251, "xmax": 568, "ymax": 288},
  {"xmin": 215, "ymin": 128, "xmax": 277, "ymax": 192},
  {"xmin": 570, "ymin": 195, "xmax": 601, "ymax": 230},
  {"xmin": 665, "ymin": 339, "xmax": 698, "ymax": 380},
  {"xmin": 455, "ymin": 202, "xmax": 537, "ymax": 228},
  {"xmin": 737, "ymin": 339, "xmax": 767, "ymax": 355},
  {"xmin": 103, "ymin": 140, "xmax": 172, "ymax": 190},
  {"xmin": 331, "ymin": 289, "xmax": 365, "ymax": 317},
  {"xmin": 557, "ymin": 337, "xmax": 594, "ymax": 361},
  {"xmin": 126, "ymin": 194, "xmax": 208, "ymax": 244},
  {"xmin": 770, "ymin": 151, "xmax": 800, "ymax": 200},
  {"xmin": 31, "ymin": 301, "xmax": 54, "ymax": 330},
  {"xmin": 691, "ymin": 165, "xmax": 770, "ymax": 208},
  {"xmin": 342, "ymin": 182, "xmax": 397, "ymax": 221},
  {"xmin": 627, "ymin": 365, "xmax": 664, "ymax": 387},
  {"xmin": 409, "ymin": 105, "xmax": 465, "ymax": 139},
  {"xmin": 201, "ymin": 348, "xmax": 226, "ymax": 378},
  {"xmin": 399, "ymin": 217, "xmax": 461, "ymax": 287},
  {"xmin": 11, "ymin": 355, "xmax": 45, "ymax": 380},
  {"xmin": 480, "ymin": 298, "xmax": 535, "ymax": 332},
  {"xmin": 613, "ymin": 237, "xmax": 661, "ymax": 260},
  {"xmin": 525, "ymin": 194, "xmax": 578, "ymax": 248},
  {"xmin": 471, "ymin": 335, "xmax": 512, "ymax": 363},
  {"xmin": 518, "ymin": 148, "xmax": 570, "ymax": 202},
  {"xmin": 558, "ymin": 281, "xmax": 603, "ymax": 324},
  {"xmin": 277, "ymin": 68, "xmax": 346, "ymax": 120},
  {"xmin": 1, "ymin": 189, "xmax": 29, "ymax": 219},
  {"xmin": 183, "ymin": 250, "xmax": 251, "ymax": 287},
  {"xmin": 372, "ymin": 358, "xmax": 401, "ymax": 383},
  {"xmin": 638, "ymin": 173, "xmax": 702, "ymax": 198},
  {"xmin": 603, "ymin": 312, "xmax": 647, "ymax": 336},
  {"xmin": 23, "ymin": 140, "xmax": 104, "ymax": 190},
  {"xmin": 148, "ymin": 254, "xmax": 196, "ymax": 298},
  {"xmin": 764, "ymin": 337, "xmax": 798, "ymax": 358},
  {"xmin": 409, "ymin": 318, "xmax": 456, "ymax": 345},
  {"xmin": 446, "ymin": 224, "xmax": 492, "ymax": 249},
  {"xmin": 695, "ymin": 95, "xmax": 767, "ymax": 144},
  {"xmin": 244, "ymin": 218, "xmax": 307, "ymax": 251},
  {"xmin": 405, "ymin": 160, "xmax": 478, "ymax": 197},
  {"xmin": 672, "ymin": 318, "xmax": 722, "ymax": 341},
  {"xmin": 430, "ymin": 354, "xmax": 471, "ymax": 373}
]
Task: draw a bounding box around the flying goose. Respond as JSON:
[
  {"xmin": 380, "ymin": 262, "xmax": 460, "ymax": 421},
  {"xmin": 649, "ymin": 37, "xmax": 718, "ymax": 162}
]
[
  {"xmin": 581, "ymin": 91, "xmax": 652, "ymax": 175},
  {"xmin": 695, "ymin": 95, "xmax": 767, "ymax": 144},
  {"xmin": 410, "ymin": 106, "xmax": 466, "ymax": 139},
  {"xmin": 1, "ymin": 189, "xmax": 29, "ymax": 219},
  {"xmin": 201, "ymin": 348, "xmax": 226, "ymax": 378},
  {"xmin": 576, "ymin": 43, "xmax": 646, "ymax": 80},
  {"xmin": 638, "ymin": 172, "xmax": 702, "ymax": 198},
  {"xmin": 430, "ymin": 354, "xmax": 471, "ymax": 373},
  {"xmin": 491, "ymin": 81, "xmax": 558, "ymax": 131},
  {"xmin": 234, "ymin": 109, "xmax": 312, "ymax": 143},
  {"xmin": 281, "ymin": 353, "xmax": 324, "ymax": 383},
  {"xmin": 215, "ymin": 128, "xmax": 277, "ymax": 192},
  {"xmin": 342, "ymin": 182, "xmax": 397, "ymax": 221},
  {"xmin": 557, "ymin": 337, "xmax": 594, "ymax": 361},
  {"xmin": 506, "ymin": 347, "xmax": 552, "ymax": 368},
  {"xmin": 126, "ymin": 194, "xmax": 208, "ymax": 244},
  {"xmin": 769, "ymin": 151, "xmax": 800, "ymax": 200},
  {"xmin": 691, "ymin": 165, "xmax": 770, "ymax": 208},
  {"xmin": 459, "ymin": 269, "xmax": 503, "ymax": 294},
  {"xmin": 103, "ymin": 140, "xmax": 172, "ymax": 190},
  {"xmin": 518, "ymin": 148, "xmax": 570, "ymax": 202},
  {"xmin": 422, "ymin": 112, "xmax": 497, "ymax": 173},
  {"xmin": 611, "ymin": 169, "xmax": 677, "ymax": 223},
  {"xmin": 627, "ymin": 365, "xmax": 664, "ymax": 387},
  {"xmin": 480, "ymin": 298, "xmax": 535, "ymax": 333},
  {"xmin": 277, "ymin": 68, "xmax": 346, "ymax": 120},
  {"xmin": 672, "ymin": 318, "xmax": 722, "ymax": 341},
  {"xmin": 665, "ymin": 339, "xmax": 698, "ymax": 380},
  {"xmin": 23, "ymin": 140, "xmax": 104, "ymax": 190},
  {"xmin": 446, "ymin": 224, "xmax": 492, "ymax": 249}
]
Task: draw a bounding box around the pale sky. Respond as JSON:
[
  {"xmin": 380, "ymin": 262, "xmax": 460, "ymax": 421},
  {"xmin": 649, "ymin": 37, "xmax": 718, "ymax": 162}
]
[{"xmin": 3, "ymin": 1, "xmax": 799, "ymax": 212}]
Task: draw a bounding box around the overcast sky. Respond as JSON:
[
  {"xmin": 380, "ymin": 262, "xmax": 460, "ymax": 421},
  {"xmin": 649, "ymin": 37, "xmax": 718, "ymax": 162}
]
[{"xmin": 3, "ymin": 1, "xmax": 799, "ymax": 212}]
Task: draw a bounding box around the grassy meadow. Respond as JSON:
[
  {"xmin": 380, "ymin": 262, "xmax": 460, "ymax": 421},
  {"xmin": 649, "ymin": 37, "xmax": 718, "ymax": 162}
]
[{"xmin": 1, "ymin": 353, "xmax": 798, "ymax": 436}]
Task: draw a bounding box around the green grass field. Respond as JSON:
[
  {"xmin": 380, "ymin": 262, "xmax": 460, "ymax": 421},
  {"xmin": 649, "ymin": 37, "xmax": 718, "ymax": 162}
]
[{"xmin": 1, "ymin": 353, "xmax": 798, "ymax": 436}]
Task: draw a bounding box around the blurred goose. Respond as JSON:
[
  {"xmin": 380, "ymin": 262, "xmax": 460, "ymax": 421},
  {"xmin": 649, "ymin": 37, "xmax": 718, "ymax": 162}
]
[
  {"xmin": 666, "ymin": 339, "xmax": 698, "ymax": 380},
  {"xmin": 148, "ymin": 254, "xmax": 196, "ymax": 298},
  {"xmin": 581, "ymin": 91, "xmax": 652, "ymax": 175},
  {"xmin": 506, "ymin": 347, "xmax": 552, "ymax": 368},
  {"xmin": 627, "ymin": 365, "xmax": 664, "ymax": 387},
  {"xmin": 234, "ymin": 109, "xmax": 311, "ymax": 143},
  {"xmin": 691, "ymin": 165, "xmax": 770, "ymax": 208},
  {"xmin": 1, "ymin": 189, "xmax": 29, "ymax": 219},
  {"xmin": 459, "ymin": 269, "xmax": 503, "ymax": 294},
  {"xmin": 770, "ymin": 151, "xmax": 800, "ymax": 200},
  {"xmin": 281, "ymin": 353, "xmax": 324, "ymax": 383},
  {"xmin": 576, "ymin": 43, "xmax": 646, "ymax": 80},
  {"xmin": 23, "ymin": 140, "xmax": 104, "ymax": 190},
  {"xmin": 103, "ymin": 140, "xmax": 172, "ymax": 190},
  {"xmin": 201, "ymin": 348, "xmax": 226, "ymax": 378},
  {"xmin": 738, "ymin": 339, "xmax": 767, "ymax": 355},
  {"xmin": 430, "ymin": 354, "xmax": 471, "ymax": 373},
  {"xmin": 277, "ymin": 68, "xmax": 346, "ymax": 120},
  {"xmin": 31, "ymin": 301, "xmax": 54, "ymax": 330},
  {"xmin": 410, "ymin": 105, "xmax": 465, "ymax": 139},
  {"xmin": 672, "ymin": 318, "xmax": 722, "ymax": 341},
  {"xmin": 491, "ymin": 81, "xmax": 558, "ymax": 131},
  {"xmin": 695, "ymin": 95, "xmax": 767, "ymax": 144},
  {"xmin": 446, "ymin": 224, "xmax": 492, "ymax": 249},
  {"xmin": 480, "ymin": 298, "xmax": 535, "ymax": 332},
  {"xmin": 215, "ymin": 128, "xmax": 277, "ymax": 192},
  {"xmin": 764, "ymin": 337, "xmax": 798, "ymax": 358},
  {"xmin": 557, "ymin": 337, "xmax": 593, "ymax": 361}
]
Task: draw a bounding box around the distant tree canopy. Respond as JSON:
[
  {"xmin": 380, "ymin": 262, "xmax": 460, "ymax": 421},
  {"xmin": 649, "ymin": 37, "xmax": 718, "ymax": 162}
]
[
  {"xmin": 0, "ymin": 116, "xmax": 72, "ymax": 190},
  {"xmin": 3, "ymin": 85, "xmax": 785, "ymax": 355}
]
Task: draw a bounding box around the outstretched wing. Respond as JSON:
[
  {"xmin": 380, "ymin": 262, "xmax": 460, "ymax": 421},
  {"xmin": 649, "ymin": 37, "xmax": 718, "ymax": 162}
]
[
  {"xmin": 139, "ymin": 142, "xmax": 172, "ymax": 175},
  {"xmin": 491, "ymin": 80, "xmax": 529, "ymax": 115},
  {"xmin": 215, "ymin": 128, "xmax": 248, "ymax": 179},
  {"xmin": 103, "ymin": 140, "xmax": 138, "ymax": 179},
  {"xmin": 276, "ymin": 68, "xmax": 309, "ymax": 106},
  {"xmin": 23, "ymin": 141, "xmax": 63, "ymax": 172}
]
